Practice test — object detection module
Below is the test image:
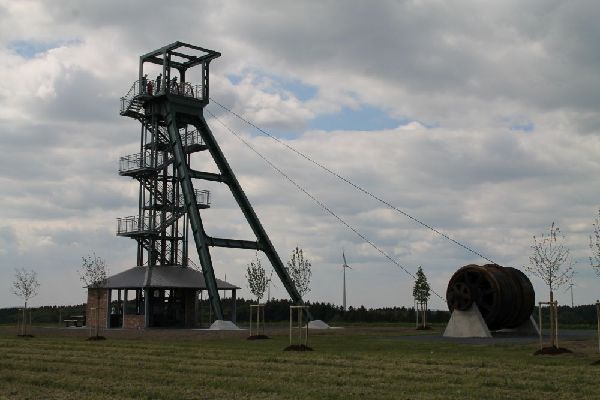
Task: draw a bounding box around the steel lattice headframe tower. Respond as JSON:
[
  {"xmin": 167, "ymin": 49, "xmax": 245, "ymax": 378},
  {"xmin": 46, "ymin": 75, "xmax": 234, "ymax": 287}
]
[{"xmin": 118, "ymin": 42, "xmax": 302, "ymax": 320}]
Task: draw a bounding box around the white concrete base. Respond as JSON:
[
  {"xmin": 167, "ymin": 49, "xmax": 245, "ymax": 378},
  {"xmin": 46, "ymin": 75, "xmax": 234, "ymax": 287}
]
[
  {"xmin": 443, "ymin": 304, "xmax": 492, "ymax": 338},
  {"xmin": 208, "ymin": 320, "xmax": 241, "ymax": 330},
  {"xmin": 304, "ymin": 319, "xmax": 331, "ymax": 329}
]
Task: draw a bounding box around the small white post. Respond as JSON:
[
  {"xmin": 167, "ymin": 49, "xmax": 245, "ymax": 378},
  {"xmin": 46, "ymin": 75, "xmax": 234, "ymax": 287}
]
[
  {"xmin": 554, "ymin": 301, "xmax": 559, "ymax": 349},
  {"xmin": 538, "ymin": 302, "xmax": 543, "ymax": 350},
  {"xmin": 261, "ymin": 305, "xmax": 265, "ymax": 335}
]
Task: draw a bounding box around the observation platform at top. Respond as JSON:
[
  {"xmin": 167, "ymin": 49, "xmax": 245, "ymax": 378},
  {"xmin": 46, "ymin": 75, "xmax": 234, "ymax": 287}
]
[{"xmin": 120, "ymin": 41, "xmax": 221, "ymax": 118}]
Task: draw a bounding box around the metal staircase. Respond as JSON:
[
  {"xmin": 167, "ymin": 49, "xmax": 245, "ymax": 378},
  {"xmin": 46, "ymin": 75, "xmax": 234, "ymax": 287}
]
[{"xmin": 117, "ymin": 42, "xmax": 303, "ymax": 320}]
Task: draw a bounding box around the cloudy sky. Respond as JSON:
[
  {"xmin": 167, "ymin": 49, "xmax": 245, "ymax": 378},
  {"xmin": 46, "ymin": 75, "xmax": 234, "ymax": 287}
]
[{"xmin": 1, "ymin": 0, "xmax": 600, "ymax": 310}]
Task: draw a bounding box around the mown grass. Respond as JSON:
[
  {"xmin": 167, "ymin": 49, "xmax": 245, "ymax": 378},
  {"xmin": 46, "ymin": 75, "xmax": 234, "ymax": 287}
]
[{"xmin": 0, "ymin": 328, "xmax": 598, "ymax": 400}]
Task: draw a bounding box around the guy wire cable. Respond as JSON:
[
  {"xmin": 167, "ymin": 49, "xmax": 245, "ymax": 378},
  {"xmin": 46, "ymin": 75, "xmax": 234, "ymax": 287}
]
[
  {"xmin": 205, "ymin": 109, "xmax": 445, "ymax": 301},
  {"xmin": 210, "ymin": 98, "xmax": 497, "ymax": 265}
]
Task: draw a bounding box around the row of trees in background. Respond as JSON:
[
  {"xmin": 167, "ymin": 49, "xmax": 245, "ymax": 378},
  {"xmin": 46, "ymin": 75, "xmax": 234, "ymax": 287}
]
[
  {"xmin": 9, "ymin": 253, "xmax": 108, "ymax": 338},
  {"xmin": 5, "ymin": 300, "xmax": 600, "ymax": 327}
]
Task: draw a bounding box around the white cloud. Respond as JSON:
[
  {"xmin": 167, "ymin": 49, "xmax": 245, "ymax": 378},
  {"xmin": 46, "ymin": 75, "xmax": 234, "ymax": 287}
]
[{"xmin": 1, "ymin": 0, "xmax": 600, "ymax": 310}]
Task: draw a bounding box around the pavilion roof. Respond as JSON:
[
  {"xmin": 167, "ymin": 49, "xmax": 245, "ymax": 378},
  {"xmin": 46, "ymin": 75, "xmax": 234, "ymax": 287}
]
[{"xmin": 98, "ymin": 266, "xmax": 240, "ymax": 290}]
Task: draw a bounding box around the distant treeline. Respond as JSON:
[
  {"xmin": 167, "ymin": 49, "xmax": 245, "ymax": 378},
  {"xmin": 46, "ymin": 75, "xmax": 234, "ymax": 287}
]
[
  {"xmin": 0, "ymin": 304, "xmax": 86, "ymax": 325},
  {"xmin": 1, "ymin": 301, "xmax": 598, "ymax": 326},
  {"xmin": 227, "ymin": 299, "xmax": 451, "ymax": 324}
]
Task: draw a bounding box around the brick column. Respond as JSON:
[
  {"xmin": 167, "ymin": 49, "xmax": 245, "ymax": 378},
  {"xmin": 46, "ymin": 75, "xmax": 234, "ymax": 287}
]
[{"xmin": 86, "ymin": 288, "xmax": 108, "ymax": 329}]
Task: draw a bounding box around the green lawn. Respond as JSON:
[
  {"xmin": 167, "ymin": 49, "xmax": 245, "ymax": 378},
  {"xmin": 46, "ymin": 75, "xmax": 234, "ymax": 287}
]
[{"xmin": 0, "ymin": 327, "xmax": 598, "ymax": 400}]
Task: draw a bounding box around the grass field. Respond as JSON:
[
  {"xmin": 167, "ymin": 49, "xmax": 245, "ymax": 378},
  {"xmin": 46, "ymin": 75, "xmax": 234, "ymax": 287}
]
[{"xmin": 0, "ymin": 325, "xmax": 598, "ymax": 399}]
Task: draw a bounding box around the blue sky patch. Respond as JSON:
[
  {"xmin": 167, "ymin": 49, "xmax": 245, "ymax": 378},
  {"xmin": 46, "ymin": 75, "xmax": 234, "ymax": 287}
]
[
  {"xmin": 226, "ymin": 69, "xmax": 418, "ymax": 134},
  {"xmin": 309, "ymin": 105, "xmax": 409, "ymax": 131},
  {"xmin": 227, "ymin": 74, "xmax": 243, "ymax": 85},
  {"xmin": 9, "ymin": 39, "xmax": 78, "ymax": 59},
  {"xmin": 509, "ymin": 120, "xmax": 534, "ymax": 132}
]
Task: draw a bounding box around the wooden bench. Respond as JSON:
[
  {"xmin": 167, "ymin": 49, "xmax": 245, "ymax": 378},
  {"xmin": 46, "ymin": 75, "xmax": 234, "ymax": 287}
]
[{"xmin": 64, "ymin": 315, "xmax": 85, "ymax": 327}]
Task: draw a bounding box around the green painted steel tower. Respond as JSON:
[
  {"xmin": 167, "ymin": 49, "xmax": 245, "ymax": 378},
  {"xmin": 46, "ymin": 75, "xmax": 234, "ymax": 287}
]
[{"xmin": 118, "ymin": 42, "xmax": 303, "ymax": 321}]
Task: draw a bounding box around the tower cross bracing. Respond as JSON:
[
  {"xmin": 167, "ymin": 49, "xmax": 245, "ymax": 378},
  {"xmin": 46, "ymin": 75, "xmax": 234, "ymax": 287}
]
[{"xmin": 117, "ymin": 42, "xmax": 302, "ymax": 320}]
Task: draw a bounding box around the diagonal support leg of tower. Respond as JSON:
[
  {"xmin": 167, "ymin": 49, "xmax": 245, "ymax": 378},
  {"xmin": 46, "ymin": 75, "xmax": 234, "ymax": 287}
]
[
  {"xmin": 195, "ymin": 116, "xmax": 304, "ymax": 306},
  {"xmin": 165, "ymin": 102, "xmax": 304, "ymax": 320},
  {"xmin": 165, "ymin": 104, "xmax": 224, "ymax": 320}
]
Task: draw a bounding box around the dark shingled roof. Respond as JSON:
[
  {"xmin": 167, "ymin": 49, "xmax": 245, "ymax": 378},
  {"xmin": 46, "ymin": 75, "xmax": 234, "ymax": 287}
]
[{"xmin": 100, "ymin": 266, "xmax": 240, "ymax": 290}]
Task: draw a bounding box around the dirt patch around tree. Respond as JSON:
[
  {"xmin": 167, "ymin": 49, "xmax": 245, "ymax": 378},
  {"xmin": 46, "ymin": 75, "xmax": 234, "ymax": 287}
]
[
  {"xmin": 533, "ymin": 346, "xmax": 573, "ymax": 355},
  {"xmin": 247, "ymin": 334, "xmax": 270, "ymax": 340},
  {"xmin": 85, "ymin": 336, "xmax": 106, "ymax": 341},
  {"xmin": 283, "ymin": 344, "xmax": 313, "ymax": 351}
]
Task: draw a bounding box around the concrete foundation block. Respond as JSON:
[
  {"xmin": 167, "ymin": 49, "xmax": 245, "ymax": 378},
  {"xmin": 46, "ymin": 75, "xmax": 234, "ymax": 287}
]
[
  {"xmin": 443, "ymin": 304, "xmax": 492, "ymax": 338},
  {"xmin": 208, "ymin": 320, "xmax": 241, "ymax": 330}
]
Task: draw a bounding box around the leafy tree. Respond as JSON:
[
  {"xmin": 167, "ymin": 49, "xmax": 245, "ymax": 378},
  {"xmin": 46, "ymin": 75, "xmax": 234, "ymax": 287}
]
[
  {"xmin": 412, "ymin": 266, "xmax": 431, "ymax": 303},
  {"xmin": 589, "ymin": 208, "xmax": 600, "ymax": 278},
  {"xmin": 246, "ymin": 254, "xmax": 268, "ymax": 303},
  {"xmin": 79, "ymin": 253, "xmax": 108, "ymax": 339},
  {"xmin": 286, "ymin": 246, "xmax": 312, "ymax": 299},
  {"xmin": 526, "ymin": 222, "xmax": 574, "ymax": 347},
  {"xmin": 412, "ymin": 266, "xmax": 430, "ymax": 328},
  {"xmin": 526, "ymin": 222, "xmax": 574, "ymax": 300},
  {"xmin": 12, "ymin": 268, "xmax": 40, "ymax": 336}
]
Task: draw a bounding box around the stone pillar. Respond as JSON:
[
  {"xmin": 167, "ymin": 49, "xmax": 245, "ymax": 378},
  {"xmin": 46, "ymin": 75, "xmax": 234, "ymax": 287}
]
[
  {"xmin": 122, "ymin": 289, "xmax": 128, "ymax": 328},
  {"xmin": 86, "ymin": 288, "xmax": 108, "ymax": 329}
]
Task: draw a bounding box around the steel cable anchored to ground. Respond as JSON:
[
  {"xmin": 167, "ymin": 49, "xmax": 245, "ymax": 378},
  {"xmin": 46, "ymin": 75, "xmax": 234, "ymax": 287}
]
[
  {"xmin": 210, "ymin": 98, "xmax": 497, "ymax": 266},
  {"xmin": 205, "ymin": 109, "xmax": 445, "ymax": 301}
]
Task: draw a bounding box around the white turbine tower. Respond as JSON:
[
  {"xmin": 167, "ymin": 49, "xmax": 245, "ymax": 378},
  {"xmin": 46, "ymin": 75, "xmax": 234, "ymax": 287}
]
[
  {"xmin": 342, "ymin": 251, "xmax": 352, "ymax": 311},
  {"xmin": 564, "ymin": 274, "xmax": 576, "ymax": 308}
]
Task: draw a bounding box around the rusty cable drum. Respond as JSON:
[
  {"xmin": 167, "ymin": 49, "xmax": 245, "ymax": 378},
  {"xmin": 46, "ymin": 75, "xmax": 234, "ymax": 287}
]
[{"xmin": 446, "ymin": 264, "xmax": 535, "ymax": 330}]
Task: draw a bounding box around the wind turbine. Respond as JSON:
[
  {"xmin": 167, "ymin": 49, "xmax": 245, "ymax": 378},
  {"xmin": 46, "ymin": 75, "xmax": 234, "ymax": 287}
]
[
  {"xmin": 564, "ymin": 275, "xmax": 576, "ymax": 308},
  {"xmin": 342, "ymin": 251, "xmax": 352, "ymax": 311}
]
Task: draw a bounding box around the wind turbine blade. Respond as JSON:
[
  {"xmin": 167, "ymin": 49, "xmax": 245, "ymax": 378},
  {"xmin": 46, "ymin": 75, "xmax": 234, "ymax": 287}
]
[{"xmin": 342, "ymin": 251, "xmax": 347, "ymax": 266}]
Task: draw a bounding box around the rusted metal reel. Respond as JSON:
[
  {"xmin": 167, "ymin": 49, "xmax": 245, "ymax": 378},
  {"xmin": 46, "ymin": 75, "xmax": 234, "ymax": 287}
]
[{"xmin": 446, "ymin": 264, "xmax": 535, "ymax": 330}]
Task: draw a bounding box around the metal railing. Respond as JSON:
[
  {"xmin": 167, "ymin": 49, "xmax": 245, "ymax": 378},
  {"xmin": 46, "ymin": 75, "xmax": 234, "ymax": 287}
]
[
  {"xmin": 120, "ymin": 79, "xmax": 143, "ymax": 114},
  {"xmin": 120, "ymin": 78, "xmax": 204, "ymax": 114},
  {"xmin": 194, "ymin": 189, "xmax": 211, "ymax": 207},
  {"xmin": 172, "ymin": 189, "xmax": 211, "ymax": 208},
  {"xmin": 175, "ymin": 247, "xmax": 200, "ymax": 270},
  {"xmin": 116, "ymin": 215, "xmax": 158, "ymax": 235},
  {"xmin": 142, "ymin": 77, "xmax": 203, "ymax": 98},
  {"xmin": 117, "ymin": 192, "xmax": 210, "ymax": 235},
  {"xmin": 182, "ymin": 129, "xmax": 203, "ymax": 147},
  {"xmin": 119, "ymin": 151, "xmax": 164, "ymax": 174}
]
